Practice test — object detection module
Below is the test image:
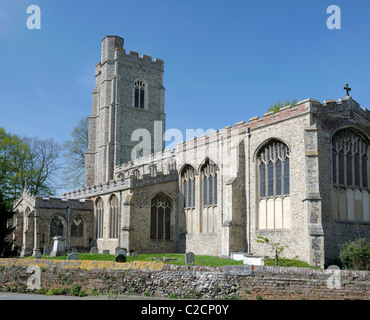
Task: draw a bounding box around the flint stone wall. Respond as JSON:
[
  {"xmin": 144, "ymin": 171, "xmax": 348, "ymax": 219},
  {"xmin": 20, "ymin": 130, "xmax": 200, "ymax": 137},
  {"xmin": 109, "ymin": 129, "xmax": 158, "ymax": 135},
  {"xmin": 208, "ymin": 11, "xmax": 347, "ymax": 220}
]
[{"xmin": 0, "ymin": 259, "xmax": 368, "ymax": 300}]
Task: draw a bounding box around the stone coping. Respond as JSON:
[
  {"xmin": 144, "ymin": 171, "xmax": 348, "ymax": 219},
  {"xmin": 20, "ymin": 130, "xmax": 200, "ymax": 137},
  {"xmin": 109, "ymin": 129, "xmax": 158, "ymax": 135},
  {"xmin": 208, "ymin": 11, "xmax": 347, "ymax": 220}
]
[{"xmin": 0, "ymin": 258, "xmax": 163, "ymax": 272}]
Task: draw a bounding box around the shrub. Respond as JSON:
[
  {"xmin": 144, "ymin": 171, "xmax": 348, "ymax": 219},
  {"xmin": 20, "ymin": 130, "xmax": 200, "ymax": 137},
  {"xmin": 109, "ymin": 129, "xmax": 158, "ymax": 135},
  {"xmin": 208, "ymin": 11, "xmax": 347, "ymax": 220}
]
[
  {"xmin": 70, "ymin": 284, "xmax": 82, "ymax": 296},
  {"xmin": 339, "ymin": 238, "xmax": 370, "ymax": 270},
  {"xmin": 37, "ymin": 288, "xmax": 47, "ymax": 295}
]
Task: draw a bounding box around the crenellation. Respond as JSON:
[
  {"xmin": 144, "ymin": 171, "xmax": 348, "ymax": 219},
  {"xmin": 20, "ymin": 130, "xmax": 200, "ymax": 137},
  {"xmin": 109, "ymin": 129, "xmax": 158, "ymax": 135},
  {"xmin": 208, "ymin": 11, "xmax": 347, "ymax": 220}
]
[
  {"xmin": 142, "ymin": 54, "xmax": 152, "ymax": 60},
  {"xmin": 262, "ymin": 111, "xmax": 274, "ymax": 117},
  {"xmin": 112, "ymin": 49, "xmax": 165, "ymax": 70},
  {"xmin": 248, "ymin": 116, "xmax": 259, "ymax": 122}
]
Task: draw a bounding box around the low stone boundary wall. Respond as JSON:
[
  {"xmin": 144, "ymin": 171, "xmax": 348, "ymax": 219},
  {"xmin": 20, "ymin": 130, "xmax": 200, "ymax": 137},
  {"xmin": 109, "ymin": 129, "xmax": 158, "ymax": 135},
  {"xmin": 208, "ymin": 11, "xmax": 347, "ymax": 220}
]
[{"xmin": 0, "ymin": 259, "xmax": 368, "ymax": 300}]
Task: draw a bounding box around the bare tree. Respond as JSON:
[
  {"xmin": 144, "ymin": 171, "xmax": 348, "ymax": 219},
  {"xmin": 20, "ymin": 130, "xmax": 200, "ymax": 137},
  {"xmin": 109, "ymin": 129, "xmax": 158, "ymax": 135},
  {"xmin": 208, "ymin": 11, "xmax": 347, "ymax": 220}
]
[
  {"xmin": 62, "ymin": 117, "xmax": 89, "ymax": 189},
  {"xmin": 21, "ymin": 137, "xmax": 63, "ymax": 197}
]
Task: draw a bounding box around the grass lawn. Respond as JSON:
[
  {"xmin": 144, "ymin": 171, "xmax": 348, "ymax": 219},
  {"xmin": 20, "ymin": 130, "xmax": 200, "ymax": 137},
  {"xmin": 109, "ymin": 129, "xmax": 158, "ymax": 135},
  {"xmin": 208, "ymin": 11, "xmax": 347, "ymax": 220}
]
[
  {"xmin": 31, "ymin": 253, "xmax": 318, "ymax": 268},
  {"xmin": 36, "ymin": 253, "xmax": 244, "ymax": 267}
]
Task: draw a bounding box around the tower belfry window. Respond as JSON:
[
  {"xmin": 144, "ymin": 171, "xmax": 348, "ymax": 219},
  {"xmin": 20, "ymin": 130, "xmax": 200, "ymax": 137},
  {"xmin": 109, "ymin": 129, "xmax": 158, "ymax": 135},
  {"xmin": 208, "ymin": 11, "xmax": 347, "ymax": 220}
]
[{"xmin": 134, "ymin": 80, "xmax": 145, "ymax": 108}]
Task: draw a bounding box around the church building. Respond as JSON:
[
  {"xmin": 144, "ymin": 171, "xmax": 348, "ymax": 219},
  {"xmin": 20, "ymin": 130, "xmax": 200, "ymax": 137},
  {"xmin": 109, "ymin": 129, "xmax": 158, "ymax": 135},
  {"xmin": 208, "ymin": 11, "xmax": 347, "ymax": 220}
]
[{"xmin": 12, "ymin": 36, "xmax": 370, "ymax": 267}]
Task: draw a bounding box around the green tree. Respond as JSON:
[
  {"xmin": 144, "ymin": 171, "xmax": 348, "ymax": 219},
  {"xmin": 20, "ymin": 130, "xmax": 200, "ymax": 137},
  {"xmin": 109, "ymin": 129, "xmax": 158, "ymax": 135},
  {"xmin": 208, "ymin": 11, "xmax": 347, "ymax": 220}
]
[
  {"xmin": 268, "ymin": 98, "xmax": 298, "ymax": 113},
  {"xmin": 0, "ymin": 127, "xmax": 32, "ymax": 201},
  {"xmin": 62, "ymin": 116, "xmax": 89, "ymax": 189},
  {"xmin": 0, "ymin": 128, "xmax": 61, "ymax": 256},
  {"xmin": 0, "ymin": 127, "xmax": 62, "ymax": 202},
  {"xmin": 0, "ymin": 192, "xmax": 18, "ymax": 257},
  {"xmin": 257, "ymin": 236, "xmax": 288, "ymax": 266}
]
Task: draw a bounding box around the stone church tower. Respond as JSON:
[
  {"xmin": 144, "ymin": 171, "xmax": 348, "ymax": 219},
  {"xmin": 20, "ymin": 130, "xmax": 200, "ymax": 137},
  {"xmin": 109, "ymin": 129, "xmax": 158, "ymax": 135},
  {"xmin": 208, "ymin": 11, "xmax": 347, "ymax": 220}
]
[{"xmin": 84, "ymin": 36, "xmax": 166, "ymax": 186}]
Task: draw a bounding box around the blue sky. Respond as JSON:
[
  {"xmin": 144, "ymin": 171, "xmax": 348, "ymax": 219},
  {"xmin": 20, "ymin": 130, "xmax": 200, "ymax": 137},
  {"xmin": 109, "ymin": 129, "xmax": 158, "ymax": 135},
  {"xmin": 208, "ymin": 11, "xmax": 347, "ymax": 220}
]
[{"xmin": 1, "ymin": 0, "xmax": 370, "ymax": 145}]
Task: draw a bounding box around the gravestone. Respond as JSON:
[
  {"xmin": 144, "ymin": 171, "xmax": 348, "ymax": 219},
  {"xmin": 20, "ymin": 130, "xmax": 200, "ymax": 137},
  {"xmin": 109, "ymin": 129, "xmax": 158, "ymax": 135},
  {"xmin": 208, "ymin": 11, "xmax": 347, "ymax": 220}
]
[
  {"xmin": 102, "ymin": 250, "xmax": 110, "ymax": 255},
  {"xmin": 35, "ymin": 250, "xmax": 42, "ymax": 259},
  {"xmin": 185, "ymin": 252, "xmax": 195, "ymax": 265},
  {"xmin": 67, "ymin": 252, "xmax": 79, "ymax": 260},
  {"xmin": 90, "ymin": 247, "xmax": 98, "ymax": 254},
  {"xmin": 115, "ymin": 248, "xmax": 127, "ymax": 263},
  {"xmin": 115, "ymin": 247, "xmax": 127, "ymax": 256},
  {"xmin": 50, "ymin": 236, "xmax": 66, "ymax": 257},
  {"xmin": 132, "ymin": 252, "xmax": 138, "ymax": 258},
  {"xmin": 43, "ymin": 246, "xmax": 52, "ymax": 255}
]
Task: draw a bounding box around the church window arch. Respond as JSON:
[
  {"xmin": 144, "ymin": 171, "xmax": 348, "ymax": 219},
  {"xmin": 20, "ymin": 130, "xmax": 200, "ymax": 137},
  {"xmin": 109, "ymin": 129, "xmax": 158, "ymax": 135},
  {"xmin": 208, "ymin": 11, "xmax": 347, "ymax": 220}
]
[
  {"xmin": 71, "ymin": 215, "xmax": 84, "ymax": 238},
  {"xmin": 95, "ymin": 198, "xmax": 104, "ymax": 239},
  {"xmin": 201, "ymin": 159, "xmax": 218, "ymax": 207},
  {"xmin": 109, "ymin": 195, "xmax": 119, "ymax": 239},
  {"xmin": 134, "ymin": 79, "xmax": 147, "ymax": 109},
  {"xmin": 258, "ymin": 140, "xmax": 290, "ymax": 199},
  {"xmin": 332, "ymin": 128, "xmax": 369, "ymax": 222},
  {"xmin": 50, "ymin": 215, "xmax": 65, "ymax": 238},
  {"xmin": 150, "ymin": 194, "xmax": 172, "ymax": 240},
  {"xmin": 257, "ymin": 140, "xmax": 291, "ymax": 229},
  {"xmin": 181, "ymin": 165, "xmax": 196, "ymax": 209},
  {"xmin": 180, "ymin": 165, "xmax": 195, "ymax": 233},
  {"xmin": 200, "ymin": 159, "xmax": 218, "ymax": 233}
]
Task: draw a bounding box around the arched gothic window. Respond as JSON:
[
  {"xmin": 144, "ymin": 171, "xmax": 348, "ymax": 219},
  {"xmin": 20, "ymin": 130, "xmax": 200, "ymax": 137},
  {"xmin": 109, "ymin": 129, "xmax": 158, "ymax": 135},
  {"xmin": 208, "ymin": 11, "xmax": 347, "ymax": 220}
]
[
  {"xmin": 181, "ymin": 165, "xmax": 196, "ymax": 233},
  {"xmin": 95, "ymin": 198, "xmax": 104, "ymax": 239},
  {"xmin": 258, "ymin": 140, "xmax": 290, "ymax": 198},
  {"xmin": 150, "ymin": 194, "xmax": 172, "ymax": 240},
  {"xmin": 50, "ymin": 215, "xmax": 65, "ymax": 238},
  {"xmin": 134, "ymin": 79, "xmax": 146, "ymax": 109},
  {"xmin": 181, "ymin": 165, "xmax": 195, "ymax": 208},
  {"xmin": 257, "ymin": 140, "xmax": 291, "ymax": 229},
  {"xmin": 71, "ymin": 215, "xmax": 84, "ymax": 238},
  {"xmin": 200, "ymin": 159, "xmax": 218, "ymax": 233},
  {"xmin": 332, "ymin": 128, "xmax": 368, "ymax": 187},
  {"xmin": 109, "ymin": 195, "xmax": 119, "ymax": 239},
  {"xmin": 332, "ymin": 128, "xmax": 369, "ymax": 222},
  {"xmin": 201, "ymin": 160, "xmax": 218, "ymax": 206}
]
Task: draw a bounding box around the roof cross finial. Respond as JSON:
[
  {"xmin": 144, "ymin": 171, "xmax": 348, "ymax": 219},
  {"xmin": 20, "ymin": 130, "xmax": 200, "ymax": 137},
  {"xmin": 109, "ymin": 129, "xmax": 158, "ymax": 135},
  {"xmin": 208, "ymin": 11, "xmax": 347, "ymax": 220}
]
[{"xmin": 344, "ymin": 84, "xmax": 351, "ymax": 96}]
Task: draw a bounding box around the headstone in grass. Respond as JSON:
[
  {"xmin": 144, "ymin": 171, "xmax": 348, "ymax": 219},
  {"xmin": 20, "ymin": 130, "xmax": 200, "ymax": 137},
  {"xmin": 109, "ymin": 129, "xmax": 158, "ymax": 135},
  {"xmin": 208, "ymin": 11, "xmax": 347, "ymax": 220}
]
[
  {"xmin": 43, "ymin": 246, "xmax": 52, "ymax": 255},
  {"xmin": 115, "ymin": 248, "xmax": 127, "ymax": 263},
  {"xmin": 90, "ymin": 247, "xmax": 98, "ymax": 254},
  {"xmin": 185, "ymin": 252, "xmax": 195, "ymax": 265},
  {"xmin": 132, "ymin": 252, "xmax": 138, "ymax": 258},
  {"xmin": 115, "ymin": 247, "xmax": 127, "ymax": 256},
  {"xmin": 35, "ymin": 250, "xmax": 42, "ymax": 259},
  {"xmin": 50, "ymin": 236, "xmax": 66, "ymax": 257},
  {"xmin": 102, "ymin": 250, "xmax": 110, "ymax": 255},
  {"xmin": 67, "ymin": 252, "xmax": 79, "ymax": 260}
]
